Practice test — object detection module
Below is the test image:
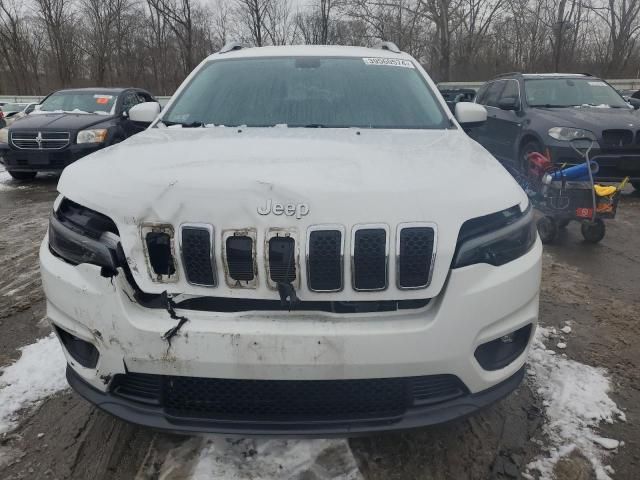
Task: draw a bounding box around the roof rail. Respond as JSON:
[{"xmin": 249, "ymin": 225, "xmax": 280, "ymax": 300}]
[
  {"xmin": 494, "ymin": 72, "xmax": 522, "ymax": 78},
  {"xmin": 376, "ymin": 41, "xmax": 401, "ymax": 54},
  {"xmin": 578, "ymin": 72, "xmax": 593, "ymax": 77},
  {"xmin": 218, "ymin": 41, "xmax": 245, "ymax": 54}
]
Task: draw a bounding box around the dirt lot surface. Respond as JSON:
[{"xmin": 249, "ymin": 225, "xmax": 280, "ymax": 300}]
[{"xmin": 0, "ymin": 166, "xmax": 638, "ymax": 480}]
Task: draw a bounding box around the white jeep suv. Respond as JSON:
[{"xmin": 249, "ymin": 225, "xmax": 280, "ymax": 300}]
[{"xmin": 40, "ymin": 43, "xmax": 541, "ymax": 435}]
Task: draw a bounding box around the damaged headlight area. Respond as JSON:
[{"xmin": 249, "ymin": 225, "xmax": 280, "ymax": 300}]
[
  {"xmin": 453, "ymin": 204, "xmax": 536, "ymax": 268},
  {"xmin": 48, "ymin": 198, "xmax": 122, "ymax": 275}
]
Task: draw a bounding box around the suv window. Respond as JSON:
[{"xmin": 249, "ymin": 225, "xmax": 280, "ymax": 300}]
[
  {"xmin": 500, "ymin": 80, "xmax": 520, "ymax": 104},
  {"xmin": 162, "ymin": 57, "xmax": 450, "ymax": 129},
  {"xmin": 483, "ymin": 81, "xmax": 506, "ymax": 108},
  {"xmin": 525, "ymin": 78, "xmax": 627, "ymax": 108}
]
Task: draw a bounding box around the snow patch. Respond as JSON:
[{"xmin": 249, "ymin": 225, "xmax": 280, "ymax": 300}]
[
  {"xmin": 190, "ymin": 438, "xmax": 362, "ymax": 480},
  {"xmin": 0, "ymin": 334, "xmax": 68, "ymax": 434},
  {"xmin": 527, "ymin": 327, "xmax": 625, "ymax": 480}
]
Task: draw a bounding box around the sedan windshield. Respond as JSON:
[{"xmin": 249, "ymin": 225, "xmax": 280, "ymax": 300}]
[
  {"xmin": 161, "ymin": 57, "xmax": 449, "ymax": 129},
  {"xmin": 525, "ymin": 78, "xmax": 628, "ymax": 108},
  {"xmin": 39, "ymin": 91, "xmax": 117, "ymax": 114}
]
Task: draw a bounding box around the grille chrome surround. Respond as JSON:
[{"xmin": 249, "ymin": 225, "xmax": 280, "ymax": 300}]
[
  {"xmin": 10, "ymin": 131, "xmax": 70, "ymax": 150},
  {"xmin": 222, "ymin": 229, "xmax": 258, "ymax": 288},
  {"xmin": 265, "ymin": 228, "xmax": 299, "ymax": 290},
  {"xmin": 306, "ymin": 224, "xmax": 345, "ymax": 292},
  {"xmin": 396, "ymin": 222, "xmax": 437, "ymax": 290},
  {"xmin": 141, "ymin": 223, "xmax": 178, "ymax": 283},
  {"xmin": 179, "ymin": 223, "xmax": 217, "ymax": 287},
  {"xmin": 351, "ymin": 224, "xmax": 390, "ymax": 292}
]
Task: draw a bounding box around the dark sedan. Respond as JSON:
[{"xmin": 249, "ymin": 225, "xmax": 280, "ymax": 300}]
[
  {"xmin": 0, "ymin": 88, "xmax": 156, "ymax": 180},
  {"xmin": 470, "ymin": 73, "xmax": 640, "ymax": 190}
]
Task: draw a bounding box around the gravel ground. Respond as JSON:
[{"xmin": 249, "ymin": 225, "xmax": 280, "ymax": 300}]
[{"xmin": 0, "ymin": 165, "xmax": 638, "ymax": 480}]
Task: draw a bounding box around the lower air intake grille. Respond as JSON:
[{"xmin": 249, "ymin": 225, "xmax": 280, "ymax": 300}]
[
  {"xmin": 268, "ymin": 236, "xmax": 296, "ymax": 283},
  {"xmin": 308, "ymin": 230, "xmax": 343, "ymax": 291},
  {"xmin": 352, "ymin": 228, "xmax": 387, "ymax": 290},
  {"xmin": 398, "ymin": 227, "xmax": 435, "ymax": 288},
  {"xmin": 181, "ymin": 226, "xmax": 216, "ymax": 286},
  {"xmin": 226, "ymin": 236, "xmax": 254, "ymax": 281},
  {"xmin": 110, "ymin": 373, "xmax": 469, "ymax": 421}
]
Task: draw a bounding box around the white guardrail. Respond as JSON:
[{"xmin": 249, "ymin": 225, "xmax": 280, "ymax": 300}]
[{"xmin": 2, "ymin": 78, "xmax": 640, "ymax": 104}]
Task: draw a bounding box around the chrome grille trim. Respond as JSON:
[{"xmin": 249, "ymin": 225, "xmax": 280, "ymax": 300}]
[
  {"xmin": 306, "ymin": 224, "xmax": 345, "ymax": 293},
  {"xmin": 350, "ymin": 223, "xmax": 390, "ymax": 292},
  {"xmin": 10, "ymin": 131, "xmax": 70, "ymax": 150},
  {"xmin": 179, "ymin": 223, "xmax": 217, "ymax": 287},
  {"xmin": 396, "ymin": 222, "xmax": 438, "ymax": 290}
]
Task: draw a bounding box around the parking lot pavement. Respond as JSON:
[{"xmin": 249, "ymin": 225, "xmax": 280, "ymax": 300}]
[{"xmin": 0, "ymin": 166, "xmax": 638, "ymax": 480}]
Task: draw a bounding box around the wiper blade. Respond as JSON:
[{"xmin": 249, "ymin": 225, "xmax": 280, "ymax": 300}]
[
  {"xmin": 303, "ymin": 124, "xmax": 327, "ymax": 128},
  {"xmin": 162, "ymin": 120, "xmax": 204, "ymax": 128},
  {"xmin": 531, "ymin": 104, "xmax": 570, "ymax": 108}
]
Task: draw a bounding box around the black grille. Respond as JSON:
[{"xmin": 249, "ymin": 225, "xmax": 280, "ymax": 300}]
[
  {"xmin": 398, "ymin": 227, "xmax": 435, "ymax": 288},
  {"xmin": 145, "ymin": 231, "xmax": 176, "ymax": 276},
  {"xmin": 181, "ymin": 226, "xmax": 216, "ymax": 286},
  {"xmin": 226, "ymin": 236, "xmax": 254, "ymax": 281},
  {"xmin": 11, "ymin": 131, "xmax": 70, "ymax": 150},
  {"xmin": 111, "ymin": 373, "xmax": 162, "ymax": 405},
  {"xmin": 111, "ymin": 373, "xmax": 468, "ymax": 421},
  {"xmin": 602, "ymin": 129, "xmax": 633, "ymax": 148},
  {"xmin": 268, "ymin": 236, "xmax": 296, "ymax": 283},
  {"xmin": 308, "ymin": 230, "xmax": 342, "ymax": 291},
  {"xmin": 353, "ymin": 228, "xmax": 387, "ymax": 290}
]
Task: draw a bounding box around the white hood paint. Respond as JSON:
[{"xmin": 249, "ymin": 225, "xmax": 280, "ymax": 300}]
[{"xmin": 57, "ymin": 127, "xmax": 526, "ymax": 300}]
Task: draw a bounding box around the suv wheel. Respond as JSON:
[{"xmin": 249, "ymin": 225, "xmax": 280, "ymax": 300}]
[
  {"xmin": 519, "ymin": 140, "xmax": 543, "ymax": 174},
  {"xmin": 8, "ymin": 171, "xmax": 37, "ymax": 181}
]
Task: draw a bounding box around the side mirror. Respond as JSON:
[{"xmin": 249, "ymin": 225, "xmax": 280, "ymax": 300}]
[
  {"xmin": 498, "ymin": 97, "xmax": 519, "ymax": 111},
  {"xmin": 627, "ymin": 98, "xmax": 640, "ymax": 110},
  {"xmin": 455, "ymin": 102, "xmax": 487, "ymax": 128},
  {"xmin": 129, "ymin": 102, "xmax": 161, "ymax": 124}
]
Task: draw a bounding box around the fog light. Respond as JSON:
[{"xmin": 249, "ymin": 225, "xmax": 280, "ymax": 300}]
[
  {"xmin": 475, "ymin": 324, "xmax": 532, "ymax": 371},
  {"xmin": 54, "ymin": 326, "xmax": 99, "ymax": 369}
]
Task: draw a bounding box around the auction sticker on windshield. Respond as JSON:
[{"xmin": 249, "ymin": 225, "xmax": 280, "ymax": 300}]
[{"xmin": 362, "ymin": 57, "xmax": 415, "ymax": 68}]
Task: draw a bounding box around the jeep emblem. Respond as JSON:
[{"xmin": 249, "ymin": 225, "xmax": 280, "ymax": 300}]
[{"xmin": 257, "ymin": 199, "xmax": 309, "ymax": 219}]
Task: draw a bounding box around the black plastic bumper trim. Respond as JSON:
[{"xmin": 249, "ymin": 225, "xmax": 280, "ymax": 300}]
[{"xmin": 66, "ymin": 365, "xmax": 525, "ymax": 437}]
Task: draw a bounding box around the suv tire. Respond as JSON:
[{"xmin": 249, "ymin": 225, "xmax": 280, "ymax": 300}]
[{"xmin": 8, "ymin": 171, "xmax": 37, "ymax": 181}]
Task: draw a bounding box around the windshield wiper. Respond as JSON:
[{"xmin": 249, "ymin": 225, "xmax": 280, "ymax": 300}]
[
  {"xmin": 530, "ymin": 104, "xmax": 570, "ymax": 108},
  {"xmin": 162, "ymin": 120, "xmax": 205, "ymax": 128}
]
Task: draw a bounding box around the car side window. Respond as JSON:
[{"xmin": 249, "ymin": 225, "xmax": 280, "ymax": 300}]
[
  {"xmin": 475, "ymin": 84, "xmax": 489, "ymax": 105},
  {"xmin": 122, "ymin": 92, "xmax": 142, "ymax": 113},
  {"xmin": 483, "ymin": 81, "xmax": 506, "ymax": 108},
  {"xmin": 500, "ymin": 80, "xmax": 520, "ymax": 105}
]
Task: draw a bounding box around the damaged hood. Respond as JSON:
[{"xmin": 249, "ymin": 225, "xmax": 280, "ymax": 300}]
[{"xmin": 57, "ymin": 127, "xmax": 526, "ymax": 300}]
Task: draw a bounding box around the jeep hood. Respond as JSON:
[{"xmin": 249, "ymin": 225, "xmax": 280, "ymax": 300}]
[
  {"xmin": 57, "ymin": 128, "xmax": 527, "ymax": 300},
  {"xmin": 533, "ymin": 106, "xmax": 640, "ymax": 133}
]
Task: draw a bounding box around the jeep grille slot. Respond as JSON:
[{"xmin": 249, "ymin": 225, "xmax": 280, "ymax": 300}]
[
  {"xmin": 398, "ymin": 226, "xmax": 435, "ymax": 289},
  {"xmin": 226, "ymin": 236, "xmax": 255, "ymax": 281},
  {"xmin": 145, "ymin": 231, "xmax": 176, "ymax": 277},
  {"xmin": 352, "ymin": 226, "xmax": 388, "ymax": 291},
  {"xmin": 307, "ymin": 229, "xmax": 343, "ymax": 291},
  {"xmin": 181, "ymin": 225, "xmax": 217, "ymax": 287},
  {"xmin": 268, "ymin": 236, "xmax": 296, "ymax": 283}
]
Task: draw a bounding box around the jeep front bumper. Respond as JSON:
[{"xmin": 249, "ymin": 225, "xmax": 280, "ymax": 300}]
[{"xmin": 40, "ymin": 237, "xmax": 542, "ymax": 435}]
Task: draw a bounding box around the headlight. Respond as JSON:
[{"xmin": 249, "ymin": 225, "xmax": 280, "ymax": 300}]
[
  {"xmin": 0, "ymin": 128, "xmax": 8, "ymax": 144},
  {"xmin": 548, "ymin": 127, "xmax": 596, "ymax": 141},
  {"xmin": 76, "ymin": 128, "xmax": 108, "ymax": 144},
  {"xmin": 453, "ymin": 204, "xmax": 536, "ymax": 268},
  {"xmin": 48, "ymin": 198, "xmax": 121, "ymax": 274}
]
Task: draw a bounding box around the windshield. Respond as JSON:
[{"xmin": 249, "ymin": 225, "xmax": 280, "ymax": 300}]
[
  {"xmin": 2, "ymin": 103, "xmax": 25, "ymax": 113},
  {"xmin": 39, "ymin": 91, "xmax": 117, "ymax": 114},
  {"xmin": 525, "ymin": 78, "xmax": 628, "ymax": 108},
  {"xmin": 162, "ymin": 57, "xmax": 449, "ymax": 129}
]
